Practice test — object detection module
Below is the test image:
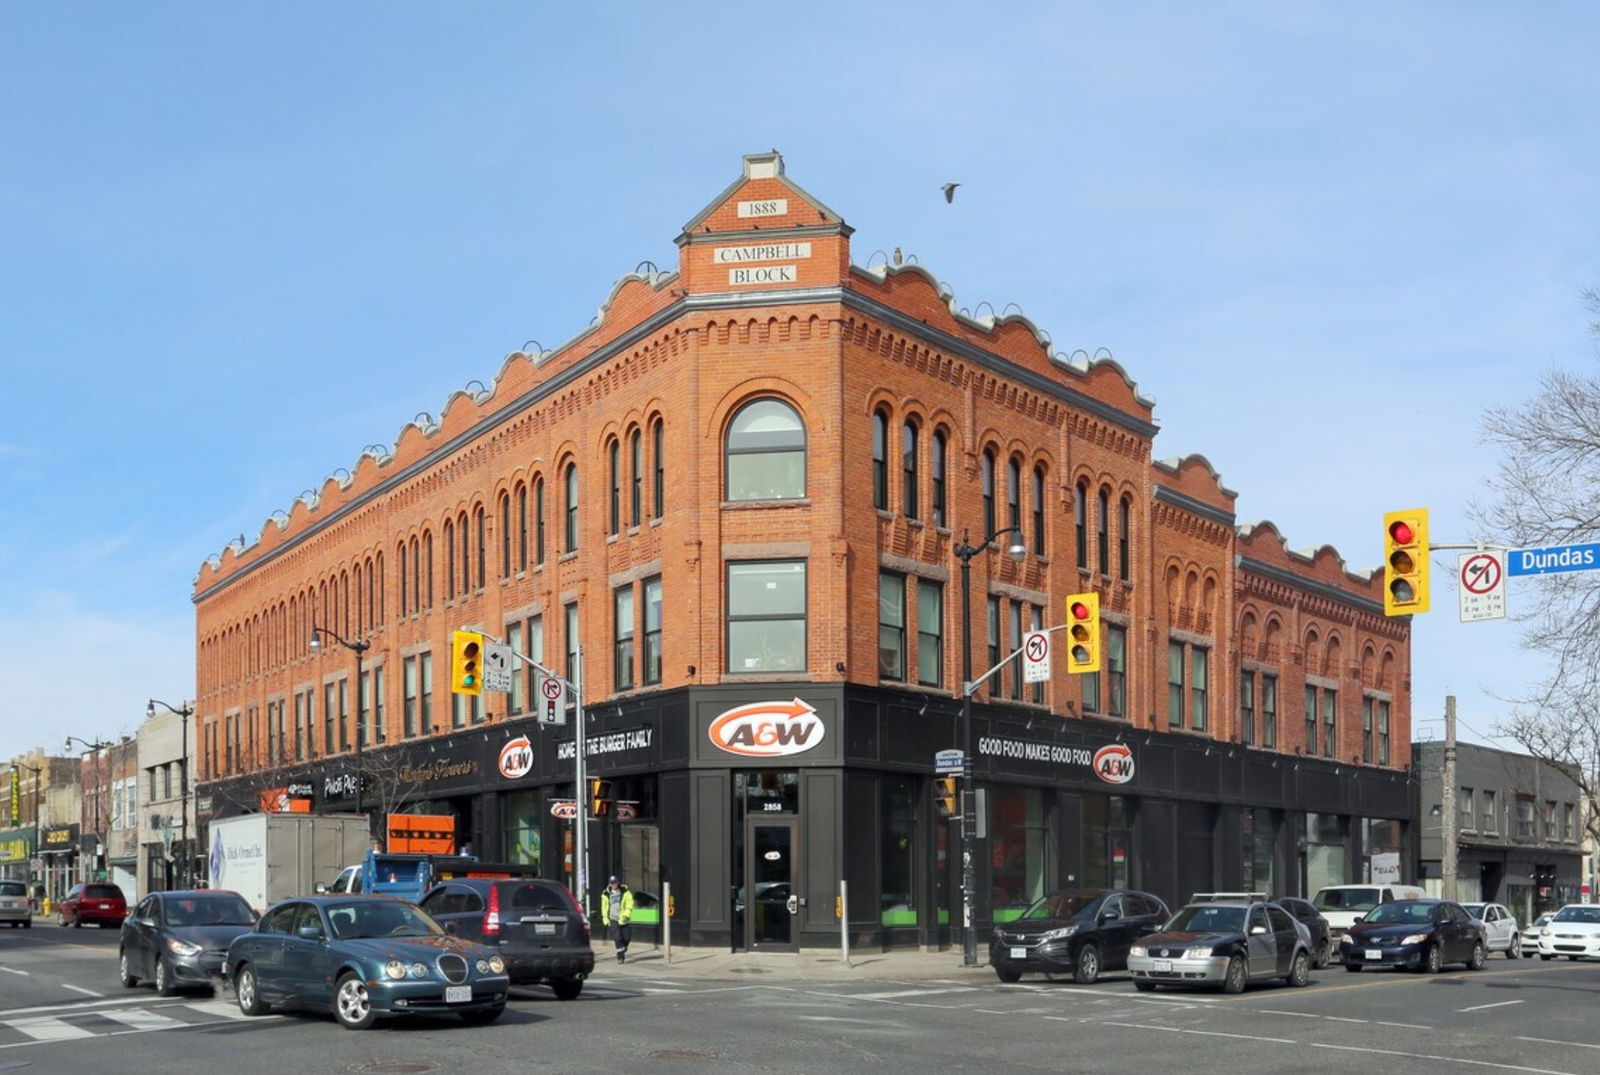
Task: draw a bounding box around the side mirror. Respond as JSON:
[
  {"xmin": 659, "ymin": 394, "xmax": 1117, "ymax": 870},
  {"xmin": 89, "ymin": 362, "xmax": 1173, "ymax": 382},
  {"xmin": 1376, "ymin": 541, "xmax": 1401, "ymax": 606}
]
[
  {"xmin": 1250, "ymin": 925, "xmax": 1268, "ymax": 935},
  {"xmin": 297, "ymin": 925, "xmax": 322, "ymax": 940},
  {"xmin": 1100, "ymin": 910, "xmax": 1120, "ymax": 922},
  {"xmin": 314, "ymin": 883, "xmax": 329, "ymax": 894},
  {"xmin": 444, "ymin": 921, "xmax": 458, "ymax": 935}
]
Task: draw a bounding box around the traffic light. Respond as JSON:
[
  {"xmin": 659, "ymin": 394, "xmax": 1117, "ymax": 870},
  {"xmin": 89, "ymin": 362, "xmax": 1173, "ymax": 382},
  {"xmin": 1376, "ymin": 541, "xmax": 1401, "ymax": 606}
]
[
  {"xmin": 451, "ymin": 629, "xmax": 483, "ymax": 695},
  {"xmin": 1065, "ymin": 592, "xmax": 1101, "ymax": 674},
  {"xmin": 589, "ymin": 778, "xmax": 612, "ymax": 817},
  {"xmin": 934, "ymin": 776, "xmax": 959, "ymax": 818},
  {"xmin": 1383, "ymin": 509, "xmax": 1430, "ymax": 616}
]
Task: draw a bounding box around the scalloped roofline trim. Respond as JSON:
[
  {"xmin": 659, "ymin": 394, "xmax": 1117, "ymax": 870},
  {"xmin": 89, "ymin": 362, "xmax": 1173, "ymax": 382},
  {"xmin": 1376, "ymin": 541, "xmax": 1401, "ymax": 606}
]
[{"xmin": 1236, "ymin": 555, "xmax": 1385, "ymax": 616}]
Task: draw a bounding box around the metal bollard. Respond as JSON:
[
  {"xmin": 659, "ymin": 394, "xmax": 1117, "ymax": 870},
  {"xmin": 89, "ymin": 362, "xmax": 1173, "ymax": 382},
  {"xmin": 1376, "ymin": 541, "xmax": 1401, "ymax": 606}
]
[
  {"xmin": 840, "ymin": 879, "xmax": 850, "ymax": 967},
  {"xmin": 663, "ymin": 881, "xmax": 672, "ymax": 965}
]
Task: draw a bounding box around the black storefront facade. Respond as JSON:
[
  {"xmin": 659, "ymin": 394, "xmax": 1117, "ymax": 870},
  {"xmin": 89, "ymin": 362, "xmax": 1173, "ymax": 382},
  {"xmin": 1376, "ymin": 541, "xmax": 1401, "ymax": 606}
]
[{"xmin": 202, "ymin": 683, "xmax": 1416, "ymax": 952}]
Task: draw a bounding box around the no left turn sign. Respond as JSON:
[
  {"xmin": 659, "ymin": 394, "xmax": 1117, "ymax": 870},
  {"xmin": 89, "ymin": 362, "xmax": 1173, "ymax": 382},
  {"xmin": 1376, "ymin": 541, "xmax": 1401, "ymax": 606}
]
[
  {"xmin": 1458, "ymin": 551, "xmax": 1507, "ymax": 623},
  {"xmin": 1023, "ymin": 630, "xmax": 1051, "ymax": 683}
]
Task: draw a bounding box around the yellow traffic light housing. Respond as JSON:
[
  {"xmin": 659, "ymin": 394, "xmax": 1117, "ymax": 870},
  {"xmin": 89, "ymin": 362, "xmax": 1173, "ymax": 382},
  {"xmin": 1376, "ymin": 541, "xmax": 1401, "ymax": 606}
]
[
  {"xmin": 590, "ymin": 778, "xmax": 612, "ymax": 817},
  {"xmin": 934, "ymin": 776, "xmax": 959, "ymax": 818},
  {"xmin": 1065, "ymin": 592, "xmax": 1101, "ymax": 674},
  {"xmin": 1383, "ymin": 509, "xmax": 1430, "ymax": 616},
  {"xmin": 451, "ymin": 629, "xmax": 484, "ymax": 695}
]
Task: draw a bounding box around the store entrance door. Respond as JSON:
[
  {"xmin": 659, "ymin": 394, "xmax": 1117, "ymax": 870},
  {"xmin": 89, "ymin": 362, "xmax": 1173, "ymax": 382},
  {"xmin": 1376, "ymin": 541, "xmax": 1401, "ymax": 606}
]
[{"xmin": 745, "ymin": 817, "xmax": 800, "ymax": 953}]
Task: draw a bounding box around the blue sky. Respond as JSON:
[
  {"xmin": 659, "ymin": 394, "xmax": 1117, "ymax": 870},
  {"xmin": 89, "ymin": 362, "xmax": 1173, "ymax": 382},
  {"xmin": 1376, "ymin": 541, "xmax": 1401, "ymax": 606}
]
[{"xmin": 3, "ymin": 3, "xmax": 1596, "ymax": 762}]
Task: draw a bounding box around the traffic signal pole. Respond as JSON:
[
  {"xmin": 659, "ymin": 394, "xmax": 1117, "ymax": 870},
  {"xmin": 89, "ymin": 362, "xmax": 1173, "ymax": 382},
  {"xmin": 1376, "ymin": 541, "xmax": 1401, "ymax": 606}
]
[{"xmin": 464, "ymin": 629, "xmax": 588, "ymax": 913}]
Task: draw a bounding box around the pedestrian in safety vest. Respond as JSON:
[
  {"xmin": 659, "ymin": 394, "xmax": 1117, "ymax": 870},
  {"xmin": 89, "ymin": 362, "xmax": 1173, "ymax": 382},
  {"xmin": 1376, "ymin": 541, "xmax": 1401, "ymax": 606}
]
[{"xmin": 601, "ymin": 875, "xmax": 634, "ymax": 963}]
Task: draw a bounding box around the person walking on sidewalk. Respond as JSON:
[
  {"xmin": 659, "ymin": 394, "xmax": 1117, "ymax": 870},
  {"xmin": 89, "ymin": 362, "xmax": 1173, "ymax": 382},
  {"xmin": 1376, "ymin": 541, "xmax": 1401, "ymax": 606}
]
[{"xmin": 602, "ymin": 875, "xmax": 635, "ymax": 963}]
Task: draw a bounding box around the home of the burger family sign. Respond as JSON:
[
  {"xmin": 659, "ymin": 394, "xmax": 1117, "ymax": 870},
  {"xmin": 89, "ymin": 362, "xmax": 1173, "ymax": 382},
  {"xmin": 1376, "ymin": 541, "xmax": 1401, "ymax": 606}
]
[{"xmin": 708, "ymin": 699, "xmax": 826, "ymax": 758}]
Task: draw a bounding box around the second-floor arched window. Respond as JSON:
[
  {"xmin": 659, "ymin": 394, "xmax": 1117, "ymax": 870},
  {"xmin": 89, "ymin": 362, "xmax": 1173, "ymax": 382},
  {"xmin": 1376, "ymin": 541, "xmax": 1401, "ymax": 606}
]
[{"xmin": 727, "ymin": 398, "xmax": 806, "ymax": 501}]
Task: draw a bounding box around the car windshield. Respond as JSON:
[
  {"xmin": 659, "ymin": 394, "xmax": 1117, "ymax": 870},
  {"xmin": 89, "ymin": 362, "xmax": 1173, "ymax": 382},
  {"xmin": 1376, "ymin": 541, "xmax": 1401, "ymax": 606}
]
[
  {"xmin": 1361, "ymin": 901, "xmax": 1435, "ymax": 925},
  {"xmin": 1164, "ymin": 905, "xmax": 1246, "ymax": 933},
  {"xmin": 1312, "ymin": 887, "xmax": 1380, "ymax": 912},
  {"xmin": 1551, "ymin": 906, "xmax": 1600, "ymax": 924},
  {"xmin": 1017, "ymin": 892, "xmax": 1103, "ymax": 921},
  {"xmin": 325, "ymin": 900, "xmax": 444, "ymax": 939},
  {"xmin": 163, "ymin": 895, "xmax": 256, "ymax": 927},
  {"xmin": 1531, "ymin": 914, "xmax": 1552, "ymax": 927},
  {"xmin": 1462, "ymin": 903, "xmax": 1486, "ymax": 919}
]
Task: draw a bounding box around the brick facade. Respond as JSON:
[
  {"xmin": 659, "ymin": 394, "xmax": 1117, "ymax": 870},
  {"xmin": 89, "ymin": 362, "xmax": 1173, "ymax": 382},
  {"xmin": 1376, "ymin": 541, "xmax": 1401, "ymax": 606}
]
[{"xmin": 193, "ymin": 151, "xmax": 1409, "ymax": 796}]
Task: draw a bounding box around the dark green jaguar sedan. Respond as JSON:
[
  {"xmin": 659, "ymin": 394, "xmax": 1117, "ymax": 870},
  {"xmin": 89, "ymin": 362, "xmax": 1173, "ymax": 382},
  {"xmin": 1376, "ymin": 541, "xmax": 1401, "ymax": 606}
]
[{"xmin": 224, "ymin": 894, "xmax": 509, "ymax": 1029}]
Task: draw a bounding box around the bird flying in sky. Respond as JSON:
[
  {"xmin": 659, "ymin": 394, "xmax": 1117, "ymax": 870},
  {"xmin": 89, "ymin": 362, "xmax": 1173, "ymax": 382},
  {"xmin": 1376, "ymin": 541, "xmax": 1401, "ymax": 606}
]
[{"xmin": 941, "ymin": 182, "xmax": 960, "ymax": 203}]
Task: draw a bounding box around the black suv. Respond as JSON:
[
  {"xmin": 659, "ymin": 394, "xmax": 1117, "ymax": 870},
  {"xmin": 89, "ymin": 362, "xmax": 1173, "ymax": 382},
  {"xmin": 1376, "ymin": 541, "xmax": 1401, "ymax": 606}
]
[
  {"xmin": 419, "ymin": 878, "xmax": 594, "ymax": 999},
  {"xmin": 989, "ymin": 889, "xmax": 1169, "ymax": 984}
]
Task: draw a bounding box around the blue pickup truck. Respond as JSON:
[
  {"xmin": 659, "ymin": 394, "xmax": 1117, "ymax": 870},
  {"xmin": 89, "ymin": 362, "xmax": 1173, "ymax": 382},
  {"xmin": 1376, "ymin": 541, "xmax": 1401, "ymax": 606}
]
[{"xmin": 321, "ymin": 853, "xmax": 539, "ymax": 904}]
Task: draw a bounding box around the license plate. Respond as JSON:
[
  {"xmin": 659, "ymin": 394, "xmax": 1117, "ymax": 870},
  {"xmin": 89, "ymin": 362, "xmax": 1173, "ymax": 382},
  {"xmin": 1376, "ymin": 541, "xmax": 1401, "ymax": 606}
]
[
  {"xmin": 1153, "ymin": 959, "xmax": 1173, "ymax": 973},
  {"xmin": 1009, "ymin": 947, "xmax": 1027, "ymax": 960},
  {"xmin": 445, "ymin": 985, "xmax": 472, "ymax": 1004},
  {"xmin": 1365, "ymin": 948, "xmax": 1382, "ymax": 960},
  {"xmin": 535, "ymin": 923, "xmax": 556, "ymax": 936}
]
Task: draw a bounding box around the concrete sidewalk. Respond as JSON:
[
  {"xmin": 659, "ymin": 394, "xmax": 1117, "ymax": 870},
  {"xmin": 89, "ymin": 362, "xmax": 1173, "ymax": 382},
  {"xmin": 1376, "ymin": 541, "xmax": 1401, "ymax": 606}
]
[{"xmin": 588, "ymin": 943, "xmax": 1001, "ymax": 983}]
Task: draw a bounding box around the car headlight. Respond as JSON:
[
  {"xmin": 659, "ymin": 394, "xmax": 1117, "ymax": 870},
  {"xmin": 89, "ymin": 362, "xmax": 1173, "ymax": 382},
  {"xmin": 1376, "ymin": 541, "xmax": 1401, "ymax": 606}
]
[
  {"xmin": 383, "ymin": 960, "xmax": 408, "ymax": 980},
  {"xmin": 1039, "ymin": 925, "xmax": 1079, "ymax": 943},
  {"xmin": 1540, "ymin": 927, "xmax": 1551, "ymax": 936},
  {"xmin": 475, "ymin": 959, "xmax": 490, "ymax": 974},
  {"xmin": 1400, "ymin": 934, "xmax": 1426, "ymax": 946},
  {"xmin": 488, "ymin": 956, "xmax": 505, "ymax": 974},
  {"xmin": 1339, "ymin": 935, "xmax": 1353, "ymax": 946},
  {"xmin": 409, "ymin": 962, "xmax": 428, "ymax": 978},
  {"xmin": 166, "ymin": 938, "xmax": 202, "ymax": 957},
  {"xmin": 1129, "ymin": 945, "xmax": 1147, "ymax": 958},
  {"xmin": 1183, "ymin": 947, "xmax": 1214, "ymax": 960}
]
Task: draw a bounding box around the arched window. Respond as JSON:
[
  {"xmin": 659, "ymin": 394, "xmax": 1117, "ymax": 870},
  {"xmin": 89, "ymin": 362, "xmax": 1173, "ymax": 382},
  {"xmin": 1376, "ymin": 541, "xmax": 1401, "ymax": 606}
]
[
  {"xmin": 871, "ymin": 409, "xmax": 889, "ymax": 510},
  {"xmin": 1074, "ymin": 482, "xmax": 1088, "ymax": 569},
  {"xmin": 564, "ymin": 463, "xmax": 579, "ymax": 551},
  {"xmin": 651, "ymin": 418, "xmax": 665, "ymax": 519},
  {"xmin": 931, "ymin": 431, "xmax": 947, "ymax": 528},
  {"xmin": 474, "ymin": 506, "xmax": 486, "ymax": 590},
  {"xmin": 1118, "ymin": 495, "xmax": 1131, "ymax": 581},
  {"xmin": 499, "ymin": 493, "xmax": 512, "ymax": 579},
  {"xmin": 1006, "ymin": 456, "xmax": 1021, "ymax": 533},
  {"xmin": 534, "ymin": 477, "xmax": 546, "ymax": 564},
  {"xmin": 630, "ymin": 428, "xmax": 643, "ymax": 527},
  {"xmin": 398, "ymin": 544, "xmax": 409, "ymax": 616},
  {"xmin": 726, "ymin": 398, "xmax": 806, "ymax": 500},
  {"xmin": 902, "ymin": 420, "xmax": 919, "ymax": 519},
  {"xmin": 1031, "ymin": 465, "xmax": 1046, "ymax": 554},
  {"xmin": 1097, "ymin": 487, "xmax": 1110, "ymax": 575},
  {"xmin": 608, "ymin": 439, "xmax": 621, "ymax": 536},
  {"xmin": 516, "ymin": 483, "xmax": 528, "ymax": 571},
  {"xmin": 459, "ymin": 511, "xmax": 471, "ymax": 594},
  {"xmin": 443, "ymin": 521, "xmax": 456, "ymax": 599},
  {"xmin": 981, "ymin": 449, "xmax": 996, "ymax": 535},
  {"xmin": 423, "ymin": 531, "xmax": 433, "ymax": 607}
]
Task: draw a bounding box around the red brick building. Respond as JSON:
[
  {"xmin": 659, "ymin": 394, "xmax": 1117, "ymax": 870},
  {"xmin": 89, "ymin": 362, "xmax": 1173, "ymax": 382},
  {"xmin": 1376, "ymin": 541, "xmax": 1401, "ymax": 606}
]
[{"xmin": 193, "ymin": 153, "xmax": 1412, "ymax": 951}]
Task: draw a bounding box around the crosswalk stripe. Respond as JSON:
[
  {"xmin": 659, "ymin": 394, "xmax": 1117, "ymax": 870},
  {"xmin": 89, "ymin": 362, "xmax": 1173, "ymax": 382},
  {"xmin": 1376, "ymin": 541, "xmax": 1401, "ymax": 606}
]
[
  {"xmin": 7, "ymin": 1016, "xmax": 94, "ymax": 1041},
  {"xmin": 95, "ymin": 1009, "xmax": 187, "ymax": 1031},
  {"xmin": 854, "ymin": 987, "xmax": 978, "ymax": 1000},
  {"xmin": 181, "ymin": 999, "xmax": 257, "ymax": 1021}
]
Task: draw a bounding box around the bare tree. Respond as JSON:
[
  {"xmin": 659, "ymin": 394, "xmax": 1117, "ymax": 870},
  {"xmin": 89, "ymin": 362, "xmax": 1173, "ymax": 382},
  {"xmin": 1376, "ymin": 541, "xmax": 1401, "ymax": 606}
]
[{"xmin": 1473, "ymin": 288, "xmax": 1600, "ymax": 845}]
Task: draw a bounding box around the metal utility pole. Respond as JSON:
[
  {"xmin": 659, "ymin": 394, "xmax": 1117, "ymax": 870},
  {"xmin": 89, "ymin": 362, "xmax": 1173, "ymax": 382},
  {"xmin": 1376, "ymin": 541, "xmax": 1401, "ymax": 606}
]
[{"xmin": 1441, "ymin": 695, "xmax": 1458, "ymax": 902}]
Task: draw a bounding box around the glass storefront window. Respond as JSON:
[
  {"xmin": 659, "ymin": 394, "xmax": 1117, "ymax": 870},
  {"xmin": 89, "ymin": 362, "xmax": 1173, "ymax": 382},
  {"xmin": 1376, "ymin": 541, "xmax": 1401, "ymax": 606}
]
[
  {"xmin": 881, "ymin": 778, "xmax": 916, "ymax": 927},
  {"xmin": 1243, "ymin": 807, "xmax": 1276, "ymax": 894},
  {"xmin": 990, "ymin": 786, "xmax": 1047, "ymax": 921},
  {"xmin": 503, "ymin": 789, "xmax": 542, "ymax": 869},
  {"xmin": 1306, "ymin": 812, "xmax": 1348, "ymax": 894}
]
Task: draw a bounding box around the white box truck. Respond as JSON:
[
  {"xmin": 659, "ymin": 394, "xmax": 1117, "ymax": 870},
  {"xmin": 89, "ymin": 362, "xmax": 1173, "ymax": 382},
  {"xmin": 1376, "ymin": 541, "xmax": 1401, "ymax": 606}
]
[{"xmin": 205, "ymin": 813, "xmax": 371, "ymax": 914}]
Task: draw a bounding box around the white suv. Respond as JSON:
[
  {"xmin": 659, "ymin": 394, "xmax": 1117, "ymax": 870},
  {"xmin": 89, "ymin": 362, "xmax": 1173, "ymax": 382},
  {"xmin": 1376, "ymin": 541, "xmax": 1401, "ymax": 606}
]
[{"xmin": 1462, "ymin": 902, "xmax": 1520, "ymax": 958}]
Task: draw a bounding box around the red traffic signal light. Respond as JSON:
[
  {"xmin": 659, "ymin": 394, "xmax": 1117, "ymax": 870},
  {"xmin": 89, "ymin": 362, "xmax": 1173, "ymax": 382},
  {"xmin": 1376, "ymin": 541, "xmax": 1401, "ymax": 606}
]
[
  {"xmin": 1383, "ymin": 509, "xmax": 1429, "ymax": 616},
  {"xmin": 1065, "ymin": 592, "xmax": 1101, "ymax": 674}
]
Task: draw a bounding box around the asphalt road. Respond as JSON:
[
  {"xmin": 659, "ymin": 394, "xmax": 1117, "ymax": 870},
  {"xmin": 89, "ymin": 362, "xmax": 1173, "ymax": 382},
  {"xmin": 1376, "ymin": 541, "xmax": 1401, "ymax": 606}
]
[{"xmin": 3, "ymin": 922, "xmax": 1599, "ymax": 1074}]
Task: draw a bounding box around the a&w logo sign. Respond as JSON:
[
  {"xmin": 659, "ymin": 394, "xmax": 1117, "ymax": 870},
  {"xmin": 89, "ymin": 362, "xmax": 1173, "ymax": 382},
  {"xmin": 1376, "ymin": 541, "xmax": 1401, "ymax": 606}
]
[
  {"xmin": 1092, "ymin": 743, "xmax": 1135, "ymax": 785},
  {"xmin": 709, "ymin": 699, "xmax": 825, "ymax": 758}
]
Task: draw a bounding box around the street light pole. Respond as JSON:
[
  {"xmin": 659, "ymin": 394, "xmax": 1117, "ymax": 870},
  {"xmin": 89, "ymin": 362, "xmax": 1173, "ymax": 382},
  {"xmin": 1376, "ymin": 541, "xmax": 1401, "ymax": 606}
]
[
  {"xmin": 310, "ymin": 626, "xmax": 371, "ymax": 821},
  {"xmin": 64, "ymin": 736, "xmax": 111, "ymax": 884},
  {"xmin": 148, "ymin": 699, "xmax": 194, "ymax": 888},
  {"xmin": 951, "ymin": 524, "xmax": 1026, "ymax": 967}
]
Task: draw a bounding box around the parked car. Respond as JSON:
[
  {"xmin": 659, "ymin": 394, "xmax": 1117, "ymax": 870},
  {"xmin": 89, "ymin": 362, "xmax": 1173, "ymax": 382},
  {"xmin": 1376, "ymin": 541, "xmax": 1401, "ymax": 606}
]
[
  {"xmin": 225, "ymin": 895, "xmax": 509, "ymax": 1029},
  {"xmin": 1128, "ymin": 896, "xmax": 1312, "ymax": 994},
  {"xmin": 1536, "ymin": 903, "xmax": 1600, "ymax": 961},
  {"xmin": 1273, "ymin": 896, "xmax": 1332, "ymax": 968},
  {"xmin": 57, "ymin": 883, "xmax": 127, "ymax": 928},
  {"xmin": 1520, "ymin": 913, "xmax": 1553, "ymax": 957},
  {"xmin": 1339, "ymin": 898, "xmax": 1486, "ymax": 973},
  {"xmin": 1462, "ymin": 902, "xmax": 1520, "ymax": 958},
  {"xmin": 0, "ymin": 880, "xmax": 31, "ymax": 928},
  {"xmin": 989, "ymin": 889, "xmax": 1169, "ymax": 984},
  {"xmin": 1311, "ymin": 883, "xmax": 1427, "ymax": 942},
  {"xmin": 419, "ymin": 877, "xmax": 593, "ymax": 999},
  {"xmin": 119, "ymin": 890, "xmax": 257, "ymax": 996}
]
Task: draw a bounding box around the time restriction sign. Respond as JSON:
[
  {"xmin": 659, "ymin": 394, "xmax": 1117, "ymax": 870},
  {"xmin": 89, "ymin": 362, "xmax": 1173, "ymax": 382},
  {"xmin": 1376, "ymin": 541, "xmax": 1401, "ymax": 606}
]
[{"xmin": 1458, "ymin": 551, "xmax": 1507, "ymax": 623}]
